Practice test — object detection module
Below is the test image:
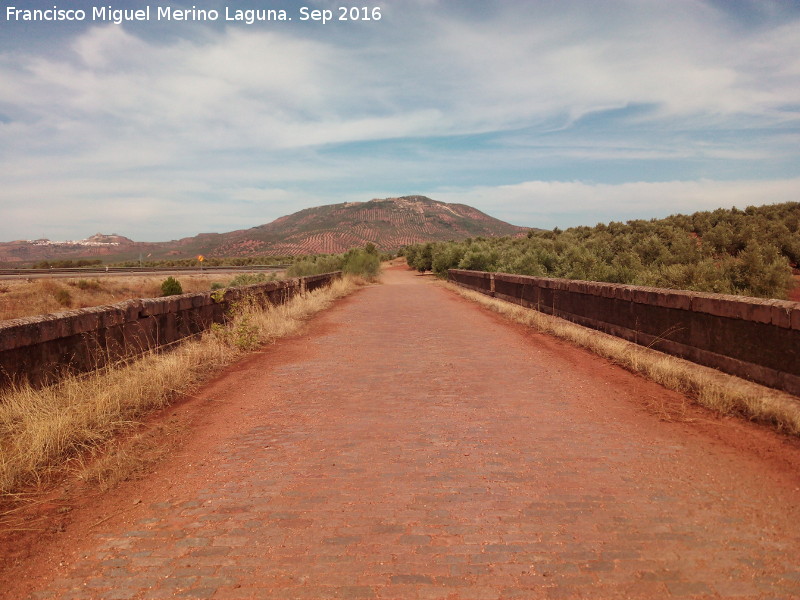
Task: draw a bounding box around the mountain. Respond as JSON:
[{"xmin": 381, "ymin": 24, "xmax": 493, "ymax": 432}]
[
  {"xmin": 0, "ymin": 196, "xmax": 529, "ymax": 264},
  {"xmin": 208, "ymin": 196, "xmax": 528, "ymax": 256},
  {"xmin": 0, "ymin": 233, "xmax": 142, "ymax": 264}
]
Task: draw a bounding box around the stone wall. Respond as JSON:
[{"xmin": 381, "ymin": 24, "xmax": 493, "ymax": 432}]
[
  {"xmin": 449, "ymin": 269, "xmax": 800, "ymax": 396},
  {"xmin": 0, "ymin": 272, "xmax": 340, "ymax": 388}
]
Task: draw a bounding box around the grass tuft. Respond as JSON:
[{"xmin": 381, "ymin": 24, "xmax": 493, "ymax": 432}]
[{"xmin": 445, "ymin": 282, "xmax": 800, "ymax": 436}]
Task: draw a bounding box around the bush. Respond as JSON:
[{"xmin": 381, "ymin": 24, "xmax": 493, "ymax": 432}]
[
  {"xmin": 160, "ymin": 277, "xmax": 183, "ymax": 296},
  {"xmin": 286, "ymin": 260, "xmax": 321, "ymax": 277},
  {"xmin": 342, "ymin": 248, "xmax": 380, "ymax": 279},
  {"xmin": 212, "ymin": 301, "xmax": 260, "ymax": 350},
  {"xmin": 54, "ymin": 288, "xmax": 72, "ymax": 307},
  {"xmin": 228, "ymin": 273, "xmax": 271, "ymax": 287},
  {"xmin": 286, "ymin": 255, "xmax": 344, "ymax": 278},
  {"xmin": 734, "ymin": 242, "xmax": 794, "ymax": 298},
  {"xmin": 284, "ymin": 246, "xmax": 381, "ymax": 280},
  {"xmin": 32, "ymin": 259, "xmax": 102, "ymax": 269},
  {"xmin": 407, "ymin": 243, "xmax": 434, "ymax": 272},
  {"xmin": 401, "ymin": 201, "xmax": 800, "ymax": 299}
]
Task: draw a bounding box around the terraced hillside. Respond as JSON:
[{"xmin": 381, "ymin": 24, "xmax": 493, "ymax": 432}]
[{"xmin": 211, "ymin": 196, "xmax": 528, "ymax": 256}]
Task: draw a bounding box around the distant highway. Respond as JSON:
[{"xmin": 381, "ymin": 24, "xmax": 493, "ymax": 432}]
[{"xmin": 0, "ymin": 265, "xmax": 290, "ymax": 280}]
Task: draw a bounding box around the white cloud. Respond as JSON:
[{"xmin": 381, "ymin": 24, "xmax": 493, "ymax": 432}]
[
  {"xmin": 414, "ymin": 1, "xmax": 800, "ymax": 128},
  {"xmin": 3, "ymin": 2, "xmax": 797, "ymax": 156},
  {"xmin": 0, "ymin": 2, "xmax": 799, "ymax": 242}
]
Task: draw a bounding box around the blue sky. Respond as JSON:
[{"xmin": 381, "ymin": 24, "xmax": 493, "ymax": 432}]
[{"xmin": 1, "ymin": 0, "xmax": 799, "ymax": 241}]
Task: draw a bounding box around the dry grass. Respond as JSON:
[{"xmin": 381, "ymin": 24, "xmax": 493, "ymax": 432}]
[
  {"xmin": 0, "ymin": 273, "xmax": 284, "ymax": 322},
  {"xmin": 0, "ymin": 274, "xmax": 364, "ymax": 496},
  {"xmin": 77, "ymin": 420, "xmax": 187, "ymax": 492},
  {"xmin": 445, "ymin": 282, "xmax": 800, "ymax": 436}
]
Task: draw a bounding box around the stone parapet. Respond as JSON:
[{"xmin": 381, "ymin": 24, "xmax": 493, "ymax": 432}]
[
  {"xmin": 449, "ymin": 269, "xmax": 800, "ymax": 396},
  {"xmin": 0, "ymin": 272, "xmax": 341, "ymax": 388}
]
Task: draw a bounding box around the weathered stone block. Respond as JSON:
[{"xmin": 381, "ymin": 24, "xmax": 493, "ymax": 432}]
[
  {"xmin": 659, "ymin": 291, "xmax": 692, "ymax": 311},
  {"xmin": 600, "ymin": 284, "xmax": 617, "ymax": 299},
  {"xmin": 792, "ymin": 307, "xmax": 800, "ymax": 331},
  {"xmin": 73, "ymin": 311, "xmax": 102, "ymax": 335},
  {"xmin": 616, "ymin": 286, "xmax": 635, "ymax": 302},
  {"xmin": 498, "ymin": 274, "xmax": 520, "ymax": 285},
  {"xmin": 98, "ymin": 307, "xmax": 126, "ymax": 329},
  {"xmin": 34, "ymin": 314, "xmax": 69, "ymax": 342},
  {"xmin": 571, "ymin": 281, "xmax": 588, "ymax": 295},
  {"xmin": 771, "ymin": 302, "xmax": 793, "ymax": 329},
  {"xmin": 691, "ymin": 295, "xmax": 734, "ymax": 319},
  {"xmin": 177, "ymin": 296, "xmax": 194, "ymax": 311},
  {"xmin": 119, "ymin": 299, "xmax": 142, "ymax": 322},
  {"xmin": 191, "ymin": 293, "xmax": 211, "ymax": 308},
  {"xmin": 140, "ymin": 298, "xmax": 169, "ymax": 316},
  {"xmin": 741, "ymin": 300, "xmax": 774, "ymax": 324},
  {"xmin": 0, "ymin": 321, "xmax": 38, "ymax": 350}
]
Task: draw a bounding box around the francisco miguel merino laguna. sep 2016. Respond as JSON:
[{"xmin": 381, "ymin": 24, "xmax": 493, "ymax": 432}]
[{"xmin": 5, "ymin": 5, "xmax": 382, "ymax": 24}]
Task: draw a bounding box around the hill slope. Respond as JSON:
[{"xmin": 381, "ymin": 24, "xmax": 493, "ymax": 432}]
[
  {"xmin": 0, "ymin": 196, "xmax": 528, "ymax": 264},
  {"xmin": 211, "ymin": 196, "xmax": 528, "ymax": 256}
]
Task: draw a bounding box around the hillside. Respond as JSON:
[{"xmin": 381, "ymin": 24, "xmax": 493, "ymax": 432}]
[
  {"xmin": 0, "ymin": 196, "xmax": 528, "ymax": 264},
  {"xmin": 0, "ymin": 234, "xmax": 143, "ymax": 265},
  {"xmin": 211, "ymin": 196, "xmax": 528, "ymax": 256}
]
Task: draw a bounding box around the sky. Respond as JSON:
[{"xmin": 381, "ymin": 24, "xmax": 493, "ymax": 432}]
[{"xmin": 1, "ymin": 0, "xmax": 799, "ymax": 242}]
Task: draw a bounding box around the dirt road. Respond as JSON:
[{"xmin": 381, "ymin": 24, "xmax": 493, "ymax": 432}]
[{"xmin": 5, "ymin": 266, "xmax": 800, "ymax": 599}]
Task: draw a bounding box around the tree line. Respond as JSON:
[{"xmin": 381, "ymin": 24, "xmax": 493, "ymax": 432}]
[{"xmin": 403, "ymin": 202, "xmax": 800, "ymax": 300}]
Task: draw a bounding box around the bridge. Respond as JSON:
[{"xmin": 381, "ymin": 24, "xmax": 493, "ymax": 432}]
[{"xmin": 3, "ymin": 265, "xmax": 800, "ymax": 599}]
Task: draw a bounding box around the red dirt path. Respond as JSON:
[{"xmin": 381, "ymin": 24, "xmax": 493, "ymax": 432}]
[{"xmin": 3, "ymin": 265, "xmax": 800, "ymax": 599}]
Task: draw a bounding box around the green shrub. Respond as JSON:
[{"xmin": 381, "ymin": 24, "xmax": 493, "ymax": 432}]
[
  {"xmin": 229, "ymin": 312, "xmax": 259, "ymax": 350},
  {"xmin": 458, "ymin": 247, "xmax": 498, "ymax": 272},
  {"xmin": 287, "ymin": 256, "xmax": 344, "ymax": 277},
  {"xmin": 284, "ymin": 246, "xmax": 380, "ymax": 279},
  {"xmin": 286, "ymin": 260, "xmax": 323, "ymax": 277},
  {"xmin": 401, "ymin": 201, "xmax": 800, "ymax": 299},
  {"xmin": 342, "ymin": 248, "xmax": 380, "ymax": 279},
  {"xmin": 734, "ymin": 242, "xmax": 794, "ymax": 298},
  {"xmin": 32, "ymin": 259, "xmax": 102, "ymax": 269},
  {"xmin": 228, "ymin": 273, "xmax": 270, "ymax": 287},
  {"xmin": 210, "ymin": 301, "xmax": 260, "ymax": 350},
  {"xmin": 407, "ymin": 242, "xmax": 434, "ymax": 272},
  {"xmin": 160, "ymin": 276, "xmax": 183, "ymax": 296}
]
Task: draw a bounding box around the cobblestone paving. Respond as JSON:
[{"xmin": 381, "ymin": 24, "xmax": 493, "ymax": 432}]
[{"xmin": 25, "ymin": 269, "xmax": 800, "ymax": 599}]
